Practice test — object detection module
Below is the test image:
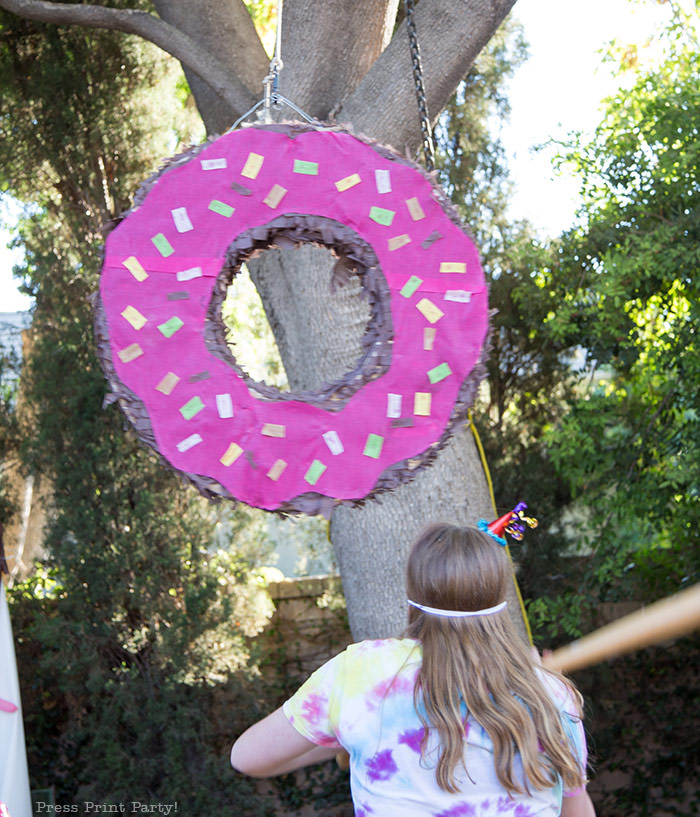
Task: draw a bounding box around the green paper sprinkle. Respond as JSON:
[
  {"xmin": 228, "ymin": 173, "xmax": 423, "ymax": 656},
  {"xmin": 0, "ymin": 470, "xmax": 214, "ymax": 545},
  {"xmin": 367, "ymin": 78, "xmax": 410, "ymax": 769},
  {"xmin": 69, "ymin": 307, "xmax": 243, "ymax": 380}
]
[
  {"xmin": 304, "ymin": 460, "xmax": 327, "ymax": 485},
  {"xmin": 158, "ymin": 316, "xmax": 184, "ymax": 337},
  {"xmin": 293, "ymin": 159, "xmax": 319, "ymax": 175},
  {"xmin": 151, "ymin": 233, "xmax": 174, "ymax": 257},
  {"xmin": 180, "ymin": 396, "xmax": 204, "ymax": 420},
  {"xmin": 208, "ymin": 199, "xmax": 234, "ymax": 217},
  {"xmin": 428, "ymin": 362, "xmax": 452, "ymax": 384},
  {"xmin": 369, "ymin": 206, "xmax": 395, "ymax": 226},
  {"xmin": 363, "ymin": 433, "xmax": 384, "ymax": 459},
  {"xmin": 400, "ymin": 275, "xmax": 422, "ymax": 298}
]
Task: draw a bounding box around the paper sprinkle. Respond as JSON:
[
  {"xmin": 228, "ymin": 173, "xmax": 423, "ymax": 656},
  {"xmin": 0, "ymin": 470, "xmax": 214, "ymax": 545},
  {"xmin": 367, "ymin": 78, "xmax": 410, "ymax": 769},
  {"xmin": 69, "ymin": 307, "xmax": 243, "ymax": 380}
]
[
  {"xmin": 440, "ymin": 262, "xmax": 467, "ymax": 274},
  {"xmin": 123, "ymin": 256, "xmax": 148, "ymax": 282},
  {"xmin": 241, "ymin": 152, "xmax": 264, "ymax": 179},
  {"xmin": 167, "ymin": 291, "xmax": 189, "ymax": 301},
  {"xmin": 216, "ymin": 393, "xmax": 234, "ymax": 419},
  {"xmin": 369, "ymin": 206, "xmax": 395, "ymax": 226},
  {"xmin": 335, "ymin": 173, "xmax": 361, "ymax": 192},
  {"xmin": 261, "ymin": 423, "xmax": 286, "ymax": 438},
  {"xmin": 220, "ymin": 442, "xmax": 243, "ymax": 467},
  {"xmin": 121, "ymin": 305, "xmax": 147, "ymax": 330},
  {"xmin": 363, "ymin": 433, "xmax": 384, "ymax": 459},
  {"xmin": 188, "ymin": 371, "xmax": 211, "ymax": 383},
  {"xmin": 392, "ymin": 417, "xmax": 414, "ymax": 428},
  {"xmin": 428, "ymin": 363, "xmax": 452, "ymax": 384},
  {"xmin": 209, "ymin": 200, "xmax": 234, "ymax": 217},
  {"xmin": 155, "ymin": 372, "xmax": 180, "ymax": 395},
  {"xmin": 445, "ymin": 290, "xmax": 472, "ymax": 303},
  {"xmin": 400, "ymin": 276, "xmax": 422, "ymax": 298},
  {"xmin": 322, "ymin": 430, "xmax": 344, "ymax": 455},
  {"xmin": 151, "ymin": 233, "xmax": 174, "ymax": 257},
  {"xmin": 388, "ymin": 234, "xmax": 411, "ymax": 251},
  {"xmin": 414, "ymin": 392, "xmax": 432, "ymax": 416},
  {"xmin": 177, "ymin": 266, "xmax": 202, "ymax": 282},
  {"xmin": 387, "ymin": 393, "xmax": 402, "ymax": 419},
  {"xmin": 421, "ymin": 231, "xmax": 442, "ymax": 249},
  {"xmin": 293, "ymin": 159, "xmax": 319, "ymax": 175},
  {"xmin": 416, "ymin": 298, "xmax": 444, "ymax": 324},
  {"xmin": 375, "ymin": 169, "xmax": 391, "ymax": 193},
  {"xmin": 406, "ymin": 197, "xmax": 426, "ymax": 220},
  {"xmin": 304, "ymin": 460, "xmax": 327, "ymax": 485},
  {"xmin": 118, "ymin": 343, "xmax": 143, "ymax": 363},
  {"xmin": 177, "ymin": 433, "xmax": 202, "ymax": 452},
  {"xmin": 267, "ymin": 459, "xmax": 287, "ymax": 481},
  {"xmin": 180, "ymin": 396, "xmax": 205, "ymax": 420},
  {"xmin": 158, "ymin": 316, "xmax": 184, "ymax": 337},
  {"xmin": 263, "ymin": 184, "xmax": 287, "ymax": 209},
  {"xmin": 172, "ymin": 206, "xmax": 194, "ymax": 232},
  {"xmin": 231, "ymin": 181, "xmax": 252, "ymax": 196},
  {"xmin": 423, "ymin": 327, "xmax": 436, "ymax": 351},
  {"xmin": 201, "ymin": 158, "xmax": 227, "ymax": 170}
]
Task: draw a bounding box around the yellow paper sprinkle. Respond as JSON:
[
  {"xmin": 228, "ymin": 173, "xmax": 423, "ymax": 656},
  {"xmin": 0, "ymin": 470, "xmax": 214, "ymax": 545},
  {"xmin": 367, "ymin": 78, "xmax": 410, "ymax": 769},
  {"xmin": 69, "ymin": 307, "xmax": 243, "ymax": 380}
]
[
  {"xmin": 440, "ymin": 262, "xmax": 467, "ymax": 274},
  {"xmin": 123, "ymin": 256, "xmax": 148, "ymax": 282},
  {"xmin": 424, "ymin": 327, "xmax": 436, "ymax": 351},
  {"xmin": 335, "ymin": 173, "xmax": 361, "ymax": 192},
  {"xmin": 121, "ymin": 305, "xmax": 147, "ymax": 330},
  {"xmin": 263, "ymin": 184, "xmax": 287, "ymax": 209},
  {"xmin": 266, "ymin": 459, "xmax": 287, "ymax": 481},
  {"xmin": 261, "ymin": 423, "xmax": 286, "ymax": 438},
  {"xmin": 414, "ymin": 392, "xmax": 432, "ymax": 416},
  {"xmin": 416, "ymin": 298, "xmax": 444, "ymax": 324},
  {"xmin": 406, "ymin": 197, "xmax": 426, "ymax": 220},
  {"xmin": 118, "ymin": 343, "xmax": 143, "ymax": 363},
  {"xmin": 155, "ymin": 372, "xmax": 180, "ymax": 395},
  {"xmin": 220, "ymin": 442, "xmax": 244, "ymax": 467},
  {"xmin": 388, "ymin": 234, "xmax": 411, "ymax": 251},
  {"xmin": 241, "ymin": 152, "xmax": 264, "ymax": 179}
]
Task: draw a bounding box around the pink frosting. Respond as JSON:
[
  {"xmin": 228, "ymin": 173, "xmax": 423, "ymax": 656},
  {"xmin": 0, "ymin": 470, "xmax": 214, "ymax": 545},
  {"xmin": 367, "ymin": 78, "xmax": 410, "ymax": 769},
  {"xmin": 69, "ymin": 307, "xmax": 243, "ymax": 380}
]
[{"xmin": 100, "ymin": 127, "xmax": 488, "ymax": 510}]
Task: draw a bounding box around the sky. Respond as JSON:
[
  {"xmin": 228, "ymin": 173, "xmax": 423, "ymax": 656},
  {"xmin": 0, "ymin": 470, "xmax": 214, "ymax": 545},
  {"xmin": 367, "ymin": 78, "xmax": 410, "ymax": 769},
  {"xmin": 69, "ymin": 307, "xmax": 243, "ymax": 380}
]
[{"xmin": 0, "ymin": 0, "xmax": 675, "ymax": 315}]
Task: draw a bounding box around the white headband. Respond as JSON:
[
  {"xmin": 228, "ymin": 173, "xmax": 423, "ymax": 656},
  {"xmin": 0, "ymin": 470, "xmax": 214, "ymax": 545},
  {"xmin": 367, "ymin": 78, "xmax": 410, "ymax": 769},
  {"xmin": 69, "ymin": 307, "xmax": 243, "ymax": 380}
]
[{"xmin": 407, "ymin": 599, "xmax": 508, "ymax": 618}]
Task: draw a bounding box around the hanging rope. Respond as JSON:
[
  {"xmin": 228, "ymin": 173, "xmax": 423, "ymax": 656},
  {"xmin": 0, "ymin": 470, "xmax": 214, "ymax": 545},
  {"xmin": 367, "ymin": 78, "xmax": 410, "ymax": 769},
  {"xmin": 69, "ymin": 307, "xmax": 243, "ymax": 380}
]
[
  {"xmin": 468, "ymin": 412, "xmax": 534, "ymax": 645},
  {"xmin": 404, "ymin": 0, "xmax": 436, "ymax": 171},
  {"xmin": 229, "ymin": 0, "xmax": 319, "ymax": 132}
]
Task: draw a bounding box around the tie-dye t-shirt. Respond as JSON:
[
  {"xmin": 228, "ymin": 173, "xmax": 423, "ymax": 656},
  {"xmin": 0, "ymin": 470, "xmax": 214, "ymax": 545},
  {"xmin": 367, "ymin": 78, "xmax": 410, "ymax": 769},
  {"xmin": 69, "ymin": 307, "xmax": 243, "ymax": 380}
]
[{"xmin": 283, "ymin": 638, "xmax": 587, "ymax": 817}]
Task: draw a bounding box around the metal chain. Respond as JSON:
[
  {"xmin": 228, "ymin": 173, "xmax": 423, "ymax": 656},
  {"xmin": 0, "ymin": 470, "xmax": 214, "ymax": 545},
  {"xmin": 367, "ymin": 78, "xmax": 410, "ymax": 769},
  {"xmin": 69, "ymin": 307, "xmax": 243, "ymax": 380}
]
[{"xmin": 404, "ymin": 0, "xmax": 436, "ymax": 171}]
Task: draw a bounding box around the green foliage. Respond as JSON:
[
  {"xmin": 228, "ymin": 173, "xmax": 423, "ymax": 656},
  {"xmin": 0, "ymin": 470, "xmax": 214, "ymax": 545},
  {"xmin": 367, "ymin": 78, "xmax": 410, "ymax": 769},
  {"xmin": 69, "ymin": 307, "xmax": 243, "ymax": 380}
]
[
  {"xmin": 544, "ymin": 24, "xmax": 700, "ymax": 609},
  {"xmin": 435, "ymin": 19, "xmax": 581, "ymax": 603}
]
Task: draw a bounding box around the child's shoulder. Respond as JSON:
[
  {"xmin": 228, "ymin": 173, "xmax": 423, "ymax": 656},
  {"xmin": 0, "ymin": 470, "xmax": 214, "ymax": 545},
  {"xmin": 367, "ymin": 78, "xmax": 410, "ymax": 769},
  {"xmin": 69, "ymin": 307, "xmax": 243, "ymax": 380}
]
[{"xmin": 344, "ymin": 637, "xmax": 422, "ymax": 669}]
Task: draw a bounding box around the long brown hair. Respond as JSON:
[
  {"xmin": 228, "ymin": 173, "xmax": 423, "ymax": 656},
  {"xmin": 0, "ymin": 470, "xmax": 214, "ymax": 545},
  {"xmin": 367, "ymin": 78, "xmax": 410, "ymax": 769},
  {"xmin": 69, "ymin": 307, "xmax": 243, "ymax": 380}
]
[{"xmin": 404, "ymin": 523, "xmax": 585, "ymax": 795}]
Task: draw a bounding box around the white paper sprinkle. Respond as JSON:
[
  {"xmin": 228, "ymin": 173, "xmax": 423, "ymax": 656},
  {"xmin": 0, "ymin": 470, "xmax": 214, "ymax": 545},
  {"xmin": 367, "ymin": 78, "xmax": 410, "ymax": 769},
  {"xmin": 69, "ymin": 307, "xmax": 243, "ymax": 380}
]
[
  {"xmin": 177, "ymin": 433, "xmax": 203, "ymax": 452},
  {"xmin": 172, "ymin": 207, "xmax": 194, "ymax": 233},
  {"xmin": 375, "ymin": 169, "xmax": 392, "ymax": 194},
  {"xmin": 176, "ymin": 266, "xmax": 203, "ymax": 282},
  {"xmin": 200, "ymin": 158, "xmax": 227, "ymax": 170},
  {"xmin": 322, "ymin": 430, "xmax": 344, "ymax": 455},
  {"xmin": 444, "ymin": 290, "xmax": 472, "ymax": 303},
  {"xmin": 216, "ymin": 393, "xmax": 234, "ymax": 419},
  {"xmin": 387, "ymin": 393, "xmax": 402, "ymax": 418}
]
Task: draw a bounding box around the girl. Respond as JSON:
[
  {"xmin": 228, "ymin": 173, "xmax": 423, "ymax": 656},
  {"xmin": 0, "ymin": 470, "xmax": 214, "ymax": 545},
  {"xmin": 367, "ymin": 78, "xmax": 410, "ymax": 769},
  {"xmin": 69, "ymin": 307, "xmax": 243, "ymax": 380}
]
[{"xmin": 231, "ymin": 523, "xmax": 595, "ymax": 816}]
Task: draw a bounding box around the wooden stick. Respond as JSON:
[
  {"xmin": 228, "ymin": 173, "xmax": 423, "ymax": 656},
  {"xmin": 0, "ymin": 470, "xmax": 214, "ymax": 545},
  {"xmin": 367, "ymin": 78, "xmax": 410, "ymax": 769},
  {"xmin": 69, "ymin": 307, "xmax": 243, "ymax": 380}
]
[{"xmin": 543, "ymin": 583, "xmax": 700, "ymax": 674}]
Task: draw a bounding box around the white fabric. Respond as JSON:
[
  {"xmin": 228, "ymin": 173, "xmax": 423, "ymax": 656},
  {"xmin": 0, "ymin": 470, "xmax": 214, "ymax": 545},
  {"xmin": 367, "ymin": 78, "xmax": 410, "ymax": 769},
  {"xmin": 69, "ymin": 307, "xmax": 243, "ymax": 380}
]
[{"xmin": 0, "ymin": 583, "xmax": 33, "ymax": 817}]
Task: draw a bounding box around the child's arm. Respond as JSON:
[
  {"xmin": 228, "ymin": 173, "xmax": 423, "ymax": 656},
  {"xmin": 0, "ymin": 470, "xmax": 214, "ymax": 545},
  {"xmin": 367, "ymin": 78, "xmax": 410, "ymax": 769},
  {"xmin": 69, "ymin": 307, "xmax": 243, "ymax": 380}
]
[
  {"xmin": 561, "ymin": 790, "xmax": 596, "ymax": 817},
  {"xmin": 231, "ymin": 707, "xmax": 339, "ymax": 777}
]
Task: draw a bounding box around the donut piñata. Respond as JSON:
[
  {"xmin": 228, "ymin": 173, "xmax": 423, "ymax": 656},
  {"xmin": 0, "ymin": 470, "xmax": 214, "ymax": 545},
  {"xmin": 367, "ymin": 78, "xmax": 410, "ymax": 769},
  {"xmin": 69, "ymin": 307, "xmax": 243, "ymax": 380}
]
[{"xmin": 95, "ymin": 124, "xmax": 489, "ymax": 514}]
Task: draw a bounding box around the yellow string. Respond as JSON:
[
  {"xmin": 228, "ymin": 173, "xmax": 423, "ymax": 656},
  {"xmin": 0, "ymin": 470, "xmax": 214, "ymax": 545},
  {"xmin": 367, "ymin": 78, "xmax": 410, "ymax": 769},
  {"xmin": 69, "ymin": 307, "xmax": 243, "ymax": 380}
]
[{"xmin": 468, "ymin": 412, "xmax": 533, "ymax": 645}]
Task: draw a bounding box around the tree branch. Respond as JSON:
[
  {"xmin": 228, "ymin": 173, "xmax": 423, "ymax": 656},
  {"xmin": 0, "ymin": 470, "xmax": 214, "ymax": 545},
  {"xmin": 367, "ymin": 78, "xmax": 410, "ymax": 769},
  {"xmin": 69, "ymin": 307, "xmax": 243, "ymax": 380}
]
[
  {"xmin": 337, "ymin": 0, "xmax": 518, "ymax": 152},
  {"xmin": 0, "ymin": 0, "xmax": 258, "ymax": 118}
]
